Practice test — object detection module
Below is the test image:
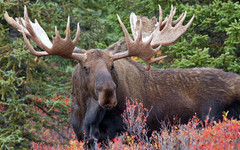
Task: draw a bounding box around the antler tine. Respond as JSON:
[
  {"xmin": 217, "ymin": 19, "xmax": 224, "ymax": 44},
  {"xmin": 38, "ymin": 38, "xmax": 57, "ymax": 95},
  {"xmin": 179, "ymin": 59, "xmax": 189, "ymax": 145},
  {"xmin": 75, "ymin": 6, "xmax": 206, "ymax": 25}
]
[
  {"xmin": 53, "ymin": 25, "xmax": 62, "ymax": 44},
  {"xmin": 66, "ymin": 16, "xmax": 71, "ymax": 40},
  {"xmin": 110, "ymin": 15, "xmax": 132, "ymax": 60},
  {"xmin": 136, "ymin": 19, "xmax": 143, "ymax": 42},
  {"xmin": 117, "ymin": 15, "xmax": 133, "ymax": 44},
  {"xmin": 165, "ymin": 5, "xmax": 175, "ymax": 27},
  {"xmin": 185, "ymin": 14, "xmax": 195, "ymax": 29},
  {"xmin": 71, "ymin": 22, "xmax": 84, "ymax": 61},
  {"xmin": 158, "ymin": 5, "xmax": 162, "ymax": 30},
  {"xmin": 5, "ymin": 5, "xmax": 86, "ymax": 62},
  {"xmin": 146, "ymin": 55, "xmax": 167, "ymax": 70},
  {"xmin": 177, "ymin": 11, "xmax": 195, "ymax": 29},
  {"xmin": 177, "ymin": 11, "xmax": 187, "ymax": 26},
  {"xmin": 73, "ymin": 22, "xmax": 80, "ymax": 44},
  {"xmin": 172, "ymin": 12, "xmax": 184, "ymax": 26},
  {"xmin": 151, "ymin": 5, "xmax": 194, "ymax": 47}
]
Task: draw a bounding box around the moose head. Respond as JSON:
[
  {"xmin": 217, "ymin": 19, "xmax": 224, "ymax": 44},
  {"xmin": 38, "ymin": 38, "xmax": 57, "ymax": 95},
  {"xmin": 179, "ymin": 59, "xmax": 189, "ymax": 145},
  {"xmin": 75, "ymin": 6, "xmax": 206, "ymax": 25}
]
[{"xmin": 4, "ymin": 5, "xmax": 194, "ymax": 109}]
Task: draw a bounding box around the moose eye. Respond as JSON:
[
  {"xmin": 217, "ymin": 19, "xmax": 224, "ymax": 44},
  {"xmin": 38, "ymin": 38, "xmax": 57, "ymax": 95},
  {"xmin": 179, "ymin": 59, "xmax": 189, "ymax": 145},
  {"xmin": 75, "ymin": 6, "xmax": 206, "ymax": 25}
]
[
  {"xmin": 83, "ymin": 66, "xmax": 90, "ymax": 74},
  {"xmin": 110, "ymin": 65, "xmax": 114, "ymax": 71}
]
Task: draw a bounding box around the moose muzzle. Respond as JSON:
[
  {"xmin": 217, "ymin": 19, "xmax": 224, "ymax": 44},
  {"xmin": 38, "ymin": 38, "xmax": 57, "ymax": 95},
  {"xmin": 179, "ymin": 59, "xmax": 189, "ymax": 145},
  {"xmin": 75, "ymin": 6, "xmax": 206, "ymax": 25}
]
[{"xmin": 97, "ymin": 81, "xmax": 117, "ymax": 109}]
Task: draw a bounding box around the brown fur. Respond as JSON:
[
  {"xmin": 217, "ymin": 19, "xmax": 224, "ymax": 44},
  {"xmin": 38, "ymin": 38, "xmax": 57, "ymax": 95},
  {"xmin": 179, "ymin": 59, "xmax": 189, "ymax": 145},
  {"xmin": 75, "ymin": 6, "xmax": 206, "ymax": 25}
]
[{"xmin": 71, "ymin": 39, "xmax": 240, "ymax": 142}]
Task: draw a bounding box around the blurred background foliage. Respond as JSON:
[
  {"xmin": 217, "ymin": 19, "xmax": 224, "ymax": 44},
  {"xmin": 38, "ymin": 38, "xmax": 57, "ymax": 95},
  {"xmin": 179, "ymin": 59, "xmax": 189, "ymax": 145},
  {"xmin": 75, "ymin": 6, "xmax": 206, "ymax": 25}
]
[{"xmin": 0, "ymin": 0, "xmax": 240, "ymax": 149}]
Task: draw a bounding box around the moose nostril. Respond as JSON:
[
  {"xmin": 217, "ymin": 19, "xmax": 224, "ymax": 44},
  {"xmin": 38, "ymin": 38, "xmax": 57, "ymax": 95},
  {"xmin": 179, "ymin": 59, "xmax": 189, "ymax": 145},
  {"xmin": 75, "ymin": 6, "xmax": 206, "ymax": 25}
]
[
  {"xmin": 97, "ymin": 85, "xmax": 103, "ymax": 92},
  {"xmin": 113, "ymin": 101, "xmax": 117, "ymax": 106},
  {"xmin": 102, "ymin": 104, "xmax": 114, "ymax": 110},
  {"xmin": 105, "ymin": 106, "xmax": 111, "ymax": 110}
]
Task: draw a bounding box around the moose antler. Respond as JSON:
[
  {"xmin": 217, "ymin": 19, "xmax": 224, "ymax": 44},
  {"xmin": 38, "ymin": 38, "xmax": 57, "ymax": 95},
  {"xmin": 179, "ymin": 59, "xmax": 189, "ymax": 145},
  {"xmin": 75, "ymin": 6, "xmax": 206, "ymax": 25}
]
[
  {"xmin": 4, "ymin": 6, "xmax": 86, "ymax": 62},
  {"xmin": 111, "ymin": 15, "xmax": 165, "ymax": 70},
  {"xmin": 111, "ymin": 5, "xmax": 194, "ymax": 70},
  {"xmin": 5, "ymin": 5, "xmax": 194, "ymax": 70},
  {"xmin": 151, "ymin": 5, "xmax": 195, "ymax": 47}
]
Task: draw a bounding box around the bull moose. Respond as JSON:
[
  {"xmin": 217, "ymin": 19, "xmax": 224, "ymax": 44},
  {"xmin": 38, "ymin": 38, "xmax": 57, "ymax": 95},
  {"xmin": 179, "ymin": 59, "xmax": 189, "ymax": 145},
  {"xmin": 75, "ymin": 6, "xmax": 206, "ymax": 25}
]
[{"xmin": 5, "ymin": 5, "xmax": 240, "ymax": 142}]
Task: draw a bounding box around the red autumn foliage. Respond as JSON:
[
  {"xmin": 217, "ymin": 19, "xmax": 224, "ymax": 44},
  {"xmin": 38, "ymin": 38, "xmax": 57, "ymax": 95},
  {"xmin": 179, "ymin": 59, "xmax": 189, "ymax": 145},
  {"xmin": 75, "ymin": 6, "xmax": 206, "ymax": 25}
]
[{"xmin": 121, "ymin": 98, "xmax": 152, "ymax": 140}]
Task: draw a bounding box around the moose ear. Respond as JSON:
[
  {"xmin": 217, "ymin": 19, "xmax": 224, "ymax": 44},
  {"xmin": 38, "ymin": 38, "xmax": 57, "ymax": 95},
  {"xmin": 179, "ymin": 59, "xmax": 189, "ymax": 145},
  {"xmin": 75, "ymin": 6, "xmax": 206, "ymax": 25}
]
[
  {"xmin": 73, "ymin": 47, "xmax": 87, "ymax": 54},
  {"xmin": 106, "ymin": 50, "xmax": 113, "ymax": 56},
  {"xmin": 106, "ymin": 50, "xmax": 119, "ymax": 61}
]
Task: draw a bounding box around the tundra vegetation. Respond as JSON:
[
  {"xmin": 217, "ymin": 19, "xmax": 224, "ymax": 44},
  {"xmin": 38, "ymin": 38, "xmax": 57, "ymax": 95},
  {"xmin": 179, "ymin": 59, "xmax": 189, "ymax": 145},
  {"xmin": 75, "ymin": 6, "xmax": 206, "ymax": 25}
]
[{"xmin": 1, "ymin": 0, "xmax": 240, "ymax": 149}]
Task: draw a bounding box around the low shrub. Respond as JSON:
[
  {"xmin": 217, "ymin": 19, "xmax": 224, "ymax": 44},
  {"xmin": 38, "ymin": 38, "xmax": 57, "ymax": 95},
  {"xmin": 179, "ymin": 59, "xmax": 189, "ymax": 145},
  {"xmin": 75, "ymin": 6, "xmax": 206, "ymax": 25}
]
[{"xmin": 30, "ymin": 98, "xmax": 240, "ymax": 150}]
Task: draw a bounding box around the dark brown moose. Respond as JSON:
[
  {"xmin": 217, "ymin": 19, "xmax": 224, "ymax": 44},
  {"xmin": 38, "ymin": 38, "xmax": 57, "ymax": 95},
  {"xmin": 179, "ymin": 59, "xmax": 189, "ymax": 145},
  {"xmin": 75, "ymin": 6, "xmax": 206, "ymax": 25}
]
[{"xmin": 5, "ymin": 5, "xmax": 240, "ymax": 142}]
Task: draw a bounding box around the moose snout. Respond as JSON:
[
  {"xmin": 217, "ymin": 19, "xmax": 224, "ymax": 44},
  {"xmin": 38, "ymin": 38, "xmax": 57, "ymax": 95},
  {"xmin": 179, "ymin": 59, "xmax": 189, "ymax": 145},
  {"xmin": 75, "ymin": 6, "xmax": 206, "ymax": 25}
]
[{"xmin": 97, "ymin": 82, "xmax": 117, "ymax": 109}]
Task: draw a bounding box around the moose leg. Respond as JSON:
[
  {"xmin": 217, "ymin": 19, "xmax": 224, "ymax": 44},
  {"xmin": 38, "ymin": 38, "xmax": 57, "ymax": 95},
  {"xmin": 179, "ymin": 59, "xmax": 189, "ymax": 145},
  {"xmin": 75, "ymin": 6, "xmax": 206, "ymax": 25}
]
[
  {"xmin": 225, "ymin": 99, "xmax": 240, "ymax": 119},
  {"xmin": 199, "ymin": 98, "xmax": 226, "ymax": 122},
  {"xmin": 97, "ymin": 109, "xmax": 124, "ymax": 142},
  {"xmin": 83, "ymin": 98, "xmax": 106, "ymax": 140},
  {"xmin": 71, "ymin": 95, "xmax": 84, "ymax": 141}
]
